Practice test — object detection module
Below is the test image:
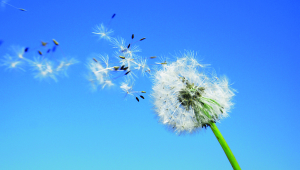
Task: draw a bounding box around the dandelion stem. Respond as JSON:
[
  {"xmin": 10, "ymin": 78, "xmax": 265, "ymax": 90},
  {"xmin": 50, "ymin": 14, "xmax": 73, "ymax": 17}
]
[{"xmin": 209, "ymin": 123, "xmax": 241, "ymax": 170}]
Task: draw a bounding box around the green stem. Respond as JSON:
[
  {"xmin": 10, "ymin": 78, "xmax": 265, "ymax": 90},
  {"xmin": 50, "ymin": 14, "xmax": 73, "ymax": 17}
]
[{"xmin": 210, "ymin": 123, "xmax": 241, "ymax": 170}]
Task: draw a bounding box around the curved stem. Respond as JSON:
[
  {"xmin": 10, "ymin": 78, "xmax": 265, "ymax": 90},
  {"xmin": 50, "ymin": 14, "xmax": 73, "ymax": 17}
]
[{"xmin": 210, "ymin": 123, "xmax": 241, "ymax": 170}]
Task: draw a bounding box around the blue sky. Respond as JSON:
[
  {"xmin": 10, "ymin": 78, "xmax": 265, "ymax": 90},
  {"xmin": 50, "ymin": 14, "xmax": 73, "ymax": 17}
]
[{"xmin": 0, "ymin": 0, "xmax": 299, "ymax": 169}]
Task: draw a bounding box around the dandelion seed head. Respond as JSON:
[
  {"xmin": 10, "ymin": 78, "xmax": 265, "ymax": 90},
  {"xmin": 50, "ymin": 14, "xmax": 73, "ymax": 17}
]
[{"xmin": 151, "ymin": 51, "xmax": 235, "ymax": 134}]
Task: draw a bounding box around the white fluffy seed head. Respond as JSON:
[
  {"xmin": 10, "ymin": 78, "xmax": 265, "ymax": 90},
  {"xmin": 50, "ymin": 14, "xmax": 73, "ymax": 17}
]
[{"xmin": 151, "ymin": 51, "xmax": 235, "ymax": 134}]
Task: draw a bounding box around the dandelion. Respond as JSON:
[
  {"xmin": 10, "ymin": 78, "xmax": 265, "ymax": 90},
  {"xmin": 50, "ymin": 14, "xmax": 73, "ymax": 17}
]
[{"xmin": 151, "ymin": 51, "xmax": 240, "ymax": 170}]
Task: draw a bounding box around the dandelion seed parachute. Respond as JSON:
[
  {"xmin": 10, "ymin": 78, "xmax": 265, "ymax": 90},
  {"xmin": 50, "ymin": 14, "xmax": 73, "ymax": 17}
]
[
  {"xmin": 1, "ymin": 0, "xmax": 26, "ymax": 11},
  {"xmin": 87, "ymin": 21, "xmax": 152, "ymax": 99},
  {"xmin": 120, "ymin": 79, "xmax": 146, "ymax": 102},
  {"xmin": 1, "ymin": 43, "xmax": 78, "ymax": 82},
  {"xmin": 0, "ymin": 54, "xmax": 25, "ymax": 71},
  {"xmin": 92, "ymin": 24, "xmax": 113, "ymax": 41}
]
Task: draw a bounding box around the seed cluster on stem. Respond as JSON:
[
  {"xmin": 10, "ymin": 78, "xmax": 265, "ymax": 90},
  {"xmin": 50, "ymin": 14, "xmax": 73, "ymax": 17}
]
[{"xmin": 151, "ymin": 51, "xmax": 235, "ymax": 134}]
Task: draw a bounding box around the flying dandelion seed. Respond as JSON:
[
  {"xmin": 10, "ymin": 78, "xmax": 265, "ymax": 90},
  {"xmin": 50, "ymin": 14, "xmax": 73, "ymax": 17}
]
[
  {"xmin": 0, "ymin": 46, "xmax": 27, "ymax": 71},
  {"xmin": 1, "ymin": 43, "xmax": 78, "ymax": 82},
  {"xmin": 0, "ymin": 54, "xmax": 25, "ymax": 71},
  {"xmin": 8, "ymin": 45, "xmax": 26, "ymax": 59},
  {"xmin": 86, "ymin": 55, "xmax": 117, "ymax": 90},
  {"xmin": 87, "ymin": 16, "xmax": 156, "ymax": 100},
  {"xmin": 89, "ymin": 25, "xmax": 148, "ymax": 84},
  {"xmin": 1, "ymin": 0, "xmax": 26, "ymax": 11},
  {"xmin": 30, "ymin": 57, "xmax": 57, "ymax": 81},
  {"xmin": 111, "ymin": 37, "xmax": 128, "ymax": 54},
  {"xmin": 120, "ymin": 79, "xmax": 146, "ymax": 102},
  {"xmin": 92, "ymin": 24, "xmax": 113, "ymax": 41},
  {"xmin": 133, "ymin": 58, "xmax": 150, "ymax": 76},
  {"xmin": 111, "ymin": 37, "xmax": 142, "ymax": 58},
  {"xmin": 55, "ymin": 58, "xmax": 79, "ymax": 77}
]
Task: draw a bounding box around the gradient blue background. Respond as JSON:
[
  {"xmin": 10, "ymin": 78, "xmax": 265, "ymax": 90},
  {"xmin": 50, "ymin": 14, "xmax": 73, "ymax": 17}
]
[{"xmin": 1, "ymin": 0, "xmax": 299, "ymax": 169}]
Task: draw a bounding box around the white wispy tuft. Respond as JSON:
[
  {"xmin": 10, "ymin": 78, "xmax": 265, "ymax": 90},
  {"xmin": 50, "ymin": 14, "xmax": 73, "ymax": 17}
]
[
  {"xmin": 1, "ymin": 45, "xmax": 78, "ymax": 82},
  {"xmin": 92, "ymin": 24, "xmax": 113, "ymax": 41},
  {"xmin": 87, "ymin": 23, "xmax": 153, "ymax": 98}
]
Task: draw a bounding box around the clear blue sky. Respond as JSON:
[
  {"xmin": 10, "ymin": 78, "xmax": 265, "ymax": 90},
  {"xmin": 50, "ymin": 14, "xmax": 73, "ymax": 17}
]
[{"xmin": 0, "ymin": 0, "xmax": 299, "ymax": 169}]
